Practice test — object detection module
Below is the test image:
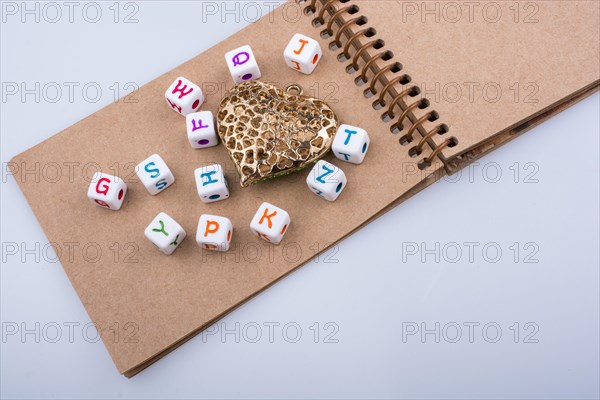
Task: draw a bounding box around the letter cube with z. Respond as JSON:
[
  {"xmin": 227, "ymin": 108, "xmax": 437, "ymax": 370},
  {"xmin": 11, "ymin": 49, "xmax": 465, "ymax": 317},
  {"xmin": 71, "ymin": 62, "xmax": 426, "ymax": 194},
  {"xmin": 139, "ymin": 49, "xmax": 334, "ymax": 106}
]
[
  {"xmin": 250, "ymin": 202, "xmax": 291, "ymax": 244},
  {"xmin": 332, "ymin": 124, "xmax": 370, "ymax": 164},
  {"xmin": 135, "ymin": 154, "xmax": 175, "ymax": 195},
  {"xmin": 165, "ymin": 76, "xmax": 204, "ymax": 116},
  {"xmin": 196, "ymin": 214, "xmax": 233, "ymax": 252},
  {"xmin": 87, "ymin": 172, "xmax": 127, "ymax": 210},
  {"xmin": 194, "ymin": 164, "xmax": 229, "ymax": 203},
  {"xmin": 144, "ymin": 212, "xmax": 186, "ymax": 255},
  {"xmin": 284, "ymin": 33, "xmax": 322, "ymax": 75},
  {"xmin": 225, "ymin": 45, "xmax": 261, "ymax": 83},
  {"xmin": 306, "ymin": 160, "xmax": 347, "ymax": 202},
  {"xmin": 186, "ymin": 111, "xmax": 218, "ymax": 148}
]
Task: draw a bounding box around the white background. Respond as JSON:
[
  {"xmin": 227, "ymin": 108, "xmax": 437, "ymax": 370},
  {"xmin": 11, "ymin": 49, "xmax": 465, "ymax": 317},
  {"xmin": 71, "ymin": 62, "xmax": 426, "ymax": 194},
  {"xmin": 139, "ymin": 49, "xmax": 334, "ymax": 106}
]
[{"xmin": 1, "ymin": 1, "xmax": 599, "ymax": 399}]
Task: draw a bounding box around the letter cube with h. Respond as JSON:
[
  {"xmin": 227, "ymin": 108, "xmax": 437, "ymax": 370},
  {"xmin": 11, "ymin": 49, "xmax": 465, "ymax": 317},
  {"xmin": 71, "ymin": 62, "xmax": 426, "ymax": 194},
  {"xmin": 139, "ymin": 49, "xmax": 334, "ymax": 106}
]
[
  {"xmin": 135, "ymin": 154, "xmax": 175, "ymax": 195},
  {"xmin": 332, "ymin": 124, "xmax": 370, "ymax": 164},
  {"xmin": 306, "ymin": 160, "xmax": 347, "ymax": 202},
  {"xmin": 250, "ymin": 202, "xmax": 291, "ymax": 244},
  {"xmin": 194, "ymin": 164, "xmax": 229, "ymax": 203},
  {"xmin": 87, "ymin": 172, "xmax": 127, "ymax": 210},
  {"xmin": 165, "ymin": 76, "xmax": 204, "ymax": 116},
  {"xmin": 144, "ymin": 212, "xmax": 186, "ymax": 255},
  {"xmin": 196, "ymin": 214, "xmax": 233, "ymax": 252}
]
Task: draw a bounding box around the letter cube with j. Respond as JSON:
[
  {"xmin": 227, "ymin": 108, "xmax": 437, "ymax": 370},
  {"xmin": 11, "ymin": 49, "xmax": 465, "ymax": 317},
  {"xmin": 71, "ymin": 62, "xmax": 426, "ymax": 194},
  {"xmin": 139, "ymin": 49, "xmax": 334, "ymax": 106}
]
[
  {"xmin": 196, "ymin": 214, "xmax": 233, "ymax": 252},
  {"xmin": 194, "ymin": 164, "xmax": 229, "ymax": 203},
  {"xmin": 306, "ymin": 160, "xmax": 347, "ymax": 202},
  {"xmin": 332, "ymin": 124, "xmax": 370, "ymax": 164},
  {"xmin": 165, "ymin": 76, "xmax": 204, "ymax": 116},
  {"xmin": 144, "ymin": 212, "xmax": 186, "ymax": 255},
  {"xmin": 225, "ymin": 45, "xmax": 261, "ymax": 83},
  {"xmin": 135, "ymin": 154, "xmax": 175, "ymax": 195},
  {"xmin": 283, "ymin": 33, "xmax": 322, "ymax": 75},
  {"xmin": 186, "ymin": 111, "xmax": 218, "ymax": 148},
  {"xmin": 87, "ymin": 172, "xmax": 127, "ymax": 210},
  {"xmin": 250, "ymin": 202, "xmax": 291, "ymax": 244}
]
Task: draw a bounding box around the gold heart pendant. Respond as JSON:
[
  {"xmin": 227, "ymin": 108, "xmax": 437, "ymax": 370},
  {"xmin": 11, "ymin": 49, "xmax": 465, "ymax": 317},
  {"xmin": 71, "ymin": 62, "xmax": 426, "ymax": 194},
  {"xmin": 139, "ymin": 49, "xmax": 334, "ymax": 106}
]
[{"xmin": 217, "ymin": 81, "xmax": 338, "ymax": 187}]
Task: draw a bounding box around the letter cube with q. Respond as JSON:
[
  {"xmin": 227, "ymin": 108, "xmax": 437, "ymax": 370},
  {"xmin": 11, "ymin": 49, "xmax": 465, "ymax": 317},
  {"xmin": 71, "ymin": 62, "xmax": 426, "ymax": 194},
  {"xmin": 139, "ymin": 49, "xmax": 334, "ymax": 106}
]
[
  {"xmin": 250, "ymin": 202, "xmax": 291, "ymax": 244},
  {"xmin": 135, "ymin": 154, "xmax": 175, "ymax": 195},
  {"xmin": 186, "ymin": 111, "xmax": 218, "ymax": 148},
  {"xmin": 225, "ymin": 45, "xmax": 261, "ymax": 83},
  {"xmin": 332, "ymin": 124, "xmax": 370, "ymax": 164},
  {"xmin": 283, "ymin": 33, "xmax": 322, "ymax": 75},
  {"xmin": 87, "ymin": 172, "xmax": 127, "ymax": 210},
  {"xmin": 144, "ymin": 212, "xmax": 186, "ymax": 255},
  {"xmin": 306, "ymin": 160, "xmax": 347, "ymax": 202},
  {"xmin": 194, "ymin": 164, "xmax": 229, "ymax": 203},
  {"xmin": 165, "ymin": 76, "xmax": 204, "ymax": 116},
  {"xmin": 196, "ymin": 214, "xmax": 233, "ymax": 252}
]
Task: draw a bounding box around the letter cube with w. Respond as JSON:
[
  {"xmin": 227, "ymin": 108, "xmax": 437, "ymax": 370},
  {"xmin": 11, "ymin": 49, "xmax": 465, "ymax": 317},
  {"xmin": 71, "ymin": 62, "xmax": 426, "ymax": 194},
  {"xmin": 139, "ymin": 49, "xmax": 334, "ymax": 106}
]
[
  {"xmin": 194, "ymin": 164, "xmax": 229, "ymax": 203},
  {"xmin": 306, "ymin": 160, "xmax": 347, "ymax": 202},
  {"xmin": 144, "ymin": 212, "xmax": 186, "ymax": 255},
  {"xmin": 164, "ymin": 76, "xmax": 204, "ymax": 116},
  {"xmin": 87, "ymin": 172, "xmax": 127, "ymax": 210},
  {"xmin": 250, "ymin": 202, "xmax": 291, "ymax": 245},
  {"xmin": 196, "ymin": 214, "xmax": 233, "ymax": 252}
]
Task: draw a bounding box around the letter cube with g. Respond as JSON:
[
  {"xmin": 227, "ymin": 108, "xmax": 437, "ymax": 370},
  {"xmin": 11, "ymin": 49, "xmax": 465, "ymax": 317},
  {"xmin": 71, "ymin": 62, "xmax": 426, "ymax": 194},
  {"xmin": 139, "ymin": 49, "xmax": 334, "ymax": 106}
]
[
  {"xmin": 250, "ymin": 202, "xmax": 291, "ymax": 244},
  {"xmin": 283, "ymin": 33, "xmax": 322, "ymax": 75},
  {"xmin": 144, "ymin": 212, "xmax": 186, "ymax": 255},
  {"xmin": 194, "ymin": 164, "xmax": 229, "ymax": 203},
  {"xmin": 87, "ymin": 172, "xmax": 127, "ymax": 210},
  {"xmin": 306, "ymin": 160, "xmax": 347, "ymax": 202},
  {"xmin": 165, "ymin": 76, "xmax": 204, "ymax": 116},
  {"xmin": 196, "ymin": 214, "xmax": 233, "ymax": 252},
  {"xmin": 332, "ymin": 124, "xmax": 370, "ymax": 164},
  {"xmin": 186, "ymin": 111, "xmax": 218, "ymax": 148},
  {"xmin": 225, "ymin": 45, "xmax": 261, "ymax": 83},
  {"xmin": 135, "ymin": 154, "xmax": 175, "ymax": 195}
]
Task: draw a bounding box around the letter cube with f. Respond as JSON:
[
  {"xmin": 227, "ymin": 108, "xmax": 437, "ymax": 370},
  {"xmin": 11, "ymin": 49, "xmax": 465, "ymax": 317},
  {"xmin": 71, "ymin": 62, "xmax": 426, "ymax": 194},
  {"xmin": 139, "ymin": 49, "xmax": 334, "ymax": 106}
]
[
  {"xmin": 135, "ymin": 154, "xmax": 175, "ymax": 195},
  {"xmin": 196, "ymin": 214, "xmax": 233, "ymax": 252},
  {"xmin": 250, "ymin": 202, "xmax": 291, "ymax": 244},
  {"xmin": 165, "ymin": 76, "xmax": 204, "ymax": 116},
  {"xmin": 332, "ymin": 124, "xmax": 370, "ymax": 164},
  {"xmin": 87, "ymin": 172, "xmax": 127, "ymax": 210},
  {"xmin": 186, "ymin": 111, "xmax": 218, "ymax": 148},
  {"xmin": 306, "ymin": 160, "xmax": 347, "ymax": 202},
  {"xmin": 194, "ymin": 164, "xmax": 229, "ymax": 203},
  {"xmin": 225, "ymin": 45, "xmax": 261, "ymax": 83},
  {"xmin": 283, "ymin": 33, "xmax": 322, "ymax": 75},
  {"xmin": 144, "ymin": 212, "xmax": 186, "ymax": 255}
]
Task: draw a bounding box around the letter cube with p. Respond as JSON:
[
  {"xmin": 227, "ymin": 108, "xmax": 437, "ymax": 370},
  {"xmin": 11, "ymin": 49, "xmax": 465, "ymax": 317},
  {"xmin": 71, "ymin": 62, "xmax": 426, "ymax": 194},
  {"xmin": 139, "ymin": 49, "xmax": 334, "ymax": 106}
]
[
  {"xmin": 225, "ymin": 45, "xmax": 261, "ymax": 83},
  {"xmin": 87, "ymin": 172, "xmax": 127, "ymax": 210},
  {"xmin": 306, "ymin": 160, "xmax": 347, "ymax": 202},
  {"xmin": 165, "ymin": 76, "xmax": 204, "ymax": 116},
  {"xmin": 135, "ymin": 154, "xmax": 175, "ymax": 195},
  {"xmin": 196, "ymin": 214, "xmax": 233, "ymax": 252},
  {"xmin": 186, "ymin": 111, "xmax": 218, "ymax": 148},
  {"xmin": 332, "ymin": 124, "xmax": 370, "ymax": 164},
  {"xmin": 283, "ymin": 33, "xmax": 322, "ymax": 75},
  {"xmin": 194, "ymin": 164, "xmax": 229, "ymax": 203},
  {"xmin": 250, "ymin": 202, "xmax": 291, "ymax": 244},
  {"xmin": 144, "ymin": 212, "xmax": 186, "ymax": 255}
]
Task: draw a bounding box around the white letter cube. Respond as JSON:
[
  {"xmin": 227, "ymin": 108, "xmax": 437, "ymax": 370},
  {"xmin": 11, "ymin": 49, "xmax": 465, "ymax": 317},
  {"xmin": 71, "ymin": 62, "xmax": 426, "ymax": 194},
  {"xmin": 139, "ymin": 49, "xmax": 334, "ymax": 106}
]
[
  {"xmin": 194, "ymin": 164, "xmax": 229, "ymax": 203},
  {"xmin": 225, "ymin": 45, "xmax": 261, "ymax": 83},
  {"xmin": 144, "ymin": 212, "xmax": 186, "ymax": 255},
  {"xmin": 196, "ymin": 214, "xmax": 233, "ymax": 252},
  {"xmin": 165, "ymin": 76, "xmax": 204, "ymax": 116},
  {"xmin": 135, "ymin": 154, "xmax": 175, "ymax": 195},
  {"xmin": 332, "ymin": 124, "xmax": 370, "ymax": 164},
  {"xmin": 306, "ymin": 160, "xmax": 347, "ymax": 202},
  {"xmin": 186, "ymin": 111, "xmax": 218, "ymax": 148},
  {"xmin": 87, "ymin": 172, "xmax": 127, "ymax": 210},
  {"xmin": 283, "ymin": 33, "xmax": 322, "ymax": 75},
  {"xmin": 250, "ymin": 202, "xmax": 291, "ymax": 245}
]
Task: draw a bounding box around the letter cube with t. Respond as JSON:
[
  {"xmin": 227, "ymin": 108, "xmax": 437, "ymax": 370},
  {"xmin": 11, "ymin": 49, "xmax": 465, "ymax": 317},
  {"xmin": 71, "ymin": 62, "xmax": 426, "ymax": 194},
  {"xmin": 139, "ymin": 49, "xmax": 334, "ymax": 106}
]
[
  {"xmin": 135, "ymin": 154, "xmax": 175, "ymax": 195},
  {"xmin": 284, "ymin": 33, "xmax": 322, "ymax": 75},
  {"xmin": 196, "ymin": 214, "xmax": 233, "ymax": 252},
  {"xmin": 332, "ymin": 124, "xmax": 370, "ymax": 164},
  {"xmin": 165, "ymin": 76, "xmax": 204, "ymax": 116},
  {"xmin": 250, "ymin": 202, "xmax": 291, "ymax": 244},
  {"xmin": 186, "ymin": 111, "xmax": 218, "ymax": 148},
  {"xmin": 194, "ymin": 164, "xmax": 229, "ymax": 203},
  {"xmin": 225, "ymin": 45, "xmax": 261, "ymax": 83},
  {"xmin": 87, "ymin": 172, "xmax": 127, "ymax": 210},
  {"xmin": 306, "ymin": 160, "xmax": 347, "ymax": 202},
  {"xmin": 144, "ymin": 212, "xmax": 186, "ymax": 255}
]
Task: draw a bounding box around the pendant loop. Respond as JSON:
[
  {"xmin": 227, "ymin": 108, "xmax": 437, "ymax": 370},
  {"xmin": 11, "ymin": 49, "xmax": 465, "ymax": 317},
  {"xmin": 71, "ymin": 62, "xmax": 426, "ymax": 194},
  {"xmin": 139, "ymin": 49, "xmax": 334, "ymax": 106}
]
[{"xmin": 284, "ymin": 83, "xmax": 303, "ymax": 96}]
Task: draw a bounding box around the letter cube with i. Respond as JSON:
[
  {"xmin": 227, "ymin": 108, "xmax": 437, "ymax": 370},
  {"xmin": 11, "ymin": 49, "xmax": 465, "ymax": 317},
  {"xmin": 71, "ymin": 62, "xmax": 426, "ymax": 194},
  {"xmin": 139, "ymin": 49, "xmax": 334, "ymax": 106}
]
[
  {"xmin": 196, "ymin": 214, "xmax": 233, "ymax": 252},
  {"xmin": 135, "ymin": 154, "xmax": 175, "ymax": 195},
  {"xmin": 306, "ymin": 160, "xmax": 347, "ymax": 202},
  {"xmin": 194, "ymin": 164, "xmax": 229, "ymax": 203},
  {"xmin": 144, "ymin": 212, "xmax": 186, "ymax": 255},
  {"xmin": 225, "ymin": 45, "xmax": 261, "ymax": 83},
  {"xmin": 186, "ymin": 111, "xmax": 218, "ymax": 148},
  {"xmin": 283, "ymin": 33, "xmax": 322, "ymax": 75},
  {"xmin": 87, "ymin": 172, "xmax": 127, "ymax": 210},
  {"xmin": 332, "ymin": 124, "xmax": 370, "ymax": 164},
  {"xmin": 165, "ymin": 76, "xmax": 204, "ymax": 116},
  {"xmin": 250, "ymin": 202, "xmax": 291, "ymax": 244}
]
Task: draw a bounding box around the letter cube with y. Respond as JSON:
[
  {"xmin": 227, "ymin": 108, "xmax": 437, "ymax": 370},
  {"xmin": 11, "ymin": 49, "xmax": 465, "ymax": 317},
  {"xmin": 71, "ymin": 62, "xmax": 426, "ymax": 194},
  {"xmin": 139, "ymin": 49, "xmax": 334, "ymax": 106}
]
[
  {"xmin": 135, "ymin": 154, "xmax": 175, "ymax": 195},
  {"xmin": 165, "ymin": 76, "xmax": 204, "ymax": 116},
  {"xmin": 196, "ymin": 214, "xmax": 233, "ymax": 252},
  {"xmin": 225, "ymin": 45, "xmax": 261, "ymax": 83},
  {"xmin": 186, "ymin": 111, "xmax": 218, "ymax": 148},
  {"xmin": 306, "ymin": 160, "xmax": 347, "ymax": 202},
  {"xmin": 87, "ymin": 172, "xmax": 127, "ymax": 210},
  {"xmin": 332, "ymin": 124, "xmax": 370, "ymax": 164},
  {"xmin": 144, "ymin": 212, "xmax": 186, "ymax": 255},
  {"xmin": 284, "ymin": 33, "xmax": 322, "ymax": 75},
  {"xmin": 250, "ymin": 202, "xmax": 291, "ymax": 244},
  {"xmin": 194, "ymin": 164, "xmax": 229, "ymax": 203}
]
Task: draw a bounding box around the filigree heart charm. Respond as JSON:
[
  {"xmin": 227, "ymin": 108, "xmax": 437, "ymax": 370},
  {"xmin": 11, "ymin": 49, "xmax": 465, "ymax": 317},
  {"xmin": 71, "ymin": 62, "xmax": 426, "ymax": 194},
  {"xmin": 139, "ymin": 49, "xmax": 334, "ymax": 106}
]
[{"xmin": 217, "ymin": 81, "xmax": 338, "ymax": 187}]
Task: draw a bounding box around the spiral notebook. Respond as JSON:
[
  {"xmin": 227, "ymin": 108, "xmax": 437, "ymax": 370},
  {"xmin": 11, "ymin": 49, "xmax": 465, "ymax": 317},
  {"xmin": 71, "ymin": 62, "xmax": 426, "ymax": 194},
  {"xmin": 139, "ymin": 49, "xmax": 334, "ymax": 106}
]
[{"xmin": 10, "ymin": 0, "xmax": 599, "ymax": 376}]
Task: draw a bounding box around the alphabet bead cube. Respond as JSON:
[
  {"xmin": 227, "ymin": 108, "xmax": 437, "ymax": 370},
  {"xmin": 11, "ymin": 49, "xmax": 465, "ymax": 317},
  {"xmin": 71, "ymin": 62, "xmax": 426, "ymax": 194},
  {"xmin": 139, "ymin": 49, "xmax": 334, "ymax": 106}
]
[
  {"xmin": 194, "ymin": 164, "xmax": 229, "ymax": 203},
  {"xmin": 250, "ymin": 202, "xmax": 291, "ymax": 244},
  {"xmin": 135, "ymin": 154, "xmax": 175, "ymax": 195},
  {"xmin": 186, "ymin": 111, "xmax": 218, "ymax": 148},
  {"xmin": 165, "ymin": 76, "xmax": 204, "ymax": 116},
  {"xmin": 283, "ymin": 33, "xmax": 322, "ymax": 75},
  {"xmin": 144, "ymin": 212, "xmax": 186, "ymax": 255},
  {"xmin": 225, "ymin": 45, "xmax": 261, "ymax": 83},
  {"xmin": 196, "ymin": 214, "xmax": 233, "ymax": 252},
  {"xmin": 87, "ymin": 172, "xmax": 127, "ymax": 210},
  {"xmin": 306, "ymin": 160, "xmax": 347, "ymax": 202},
  {"xmin": 332, "ymin": 124, "xmax": 370, "ymax": 164}
]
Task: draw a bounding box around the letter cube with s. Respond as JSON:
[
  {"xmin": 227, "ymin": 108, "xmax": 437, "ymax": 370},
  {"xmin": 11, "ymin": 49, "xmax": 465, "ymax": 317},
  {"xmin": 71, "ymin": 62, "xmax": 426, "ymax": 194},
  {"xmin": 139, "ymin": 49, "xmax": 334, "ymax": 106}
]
[
  {"xmin": 186, "ymin": 111, "xmax": 218, "ymax": 148},
  {"xmin": 87, "ymin": 172, "xmax": 127, "ymax": 210},
  {"xmin": 225, "ymin": 45, "xmax": 261, "ymax": 83},
  {"xmin": 135, "ymin": 154, "xmax": 175, "ymax": 195},
  {"xmin": 250, "ymin": 202, "xmax": 291, "ymax": 244},
  {"xmin": 332, "ymin": 124, "xmax": 370, "ymax": 164},
  {"xmin": 196, "ymin": 214, "xmax": 233, "ymax": 252},
  {"xmin": 306, "ymin": 160, "xmax": 347, "ymax": 202},
  {"xmin": 144, "ymin": 212, "xmax": 186, "ymax": 255},
  {"xmin": 283, "ymin": 33, "xmax": 322, "ymax": 75},
  {"xmin": 165, "ymin": 76, "xmax": 204, "ymax": 116},
  {"xmin": 194, "ymin": 164, "xmax": 229, "ymax": 203}
]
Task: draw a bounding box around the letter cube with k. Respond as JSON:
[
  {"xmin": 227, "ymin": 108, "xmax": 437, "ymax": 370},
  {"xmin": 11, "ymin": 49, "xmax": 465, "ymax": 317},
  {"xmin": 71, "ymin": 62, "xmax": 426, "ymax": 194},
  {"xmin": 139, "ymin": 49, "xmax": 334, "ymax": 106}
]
[
  {"xmin": 135, "ymin": 154, "xmax": 175, "ymax": 195},
  {"xmin": 250, "ymin": 202, "xmax": 291, "ymax": 244},
  {"xmin": 87, "ymin": 172, "xmax": 127, "ymax": 210},
  {"xmin": 306, "ymin": 160, "xmax": 347, "ymax": 202},
  {"xmin": 144, "ymin": 212, "xmax": 186, "ymax": 255},
  {"xmin": 194, "ymin": 164, "xmax": 229, "ymax": 203},
  {"xmin": 332, "ymin": 124, "xmax": 370, "ymax": 164},
  {"xmin": 165, "ymin": 76, "xmax": 204, "ymax": 116},
  {"xmin": 225, "ymin": 45, "xmax": 262, "ymax": 83},
  {"xmin": 186, "ymin": 111, "xmax": 218, "ymax": 148},
  {"xmin": 196, "ymin": 214, "xmax": 233, "ymax": 252}
]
